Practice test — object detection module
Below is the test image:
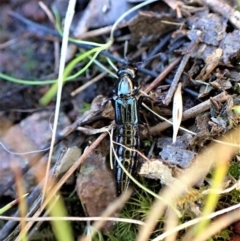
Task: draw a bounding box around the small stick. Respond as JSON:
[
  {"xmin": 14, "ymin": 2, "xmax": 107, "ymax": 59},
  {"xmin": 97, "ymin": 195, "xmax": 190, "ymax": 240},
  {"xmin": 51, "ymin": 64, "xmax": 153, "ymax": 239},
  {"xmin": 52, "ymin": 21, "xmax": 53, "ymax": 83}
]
[
  {"xmin": 77, "ymin": 22, "xmax": 128, "ymax": 39},
  {"xmin": 163, "ymin": 54, "xmax": 190, "ymax": 105},
  {"xmin": 71, "ymin": 71, "xmax": 108, "ymax": 96},
  {"xmin": 163, "ymin": 31, "xmax": 201, "ymax": 105},
  {"xmin": 149, "ymin": 91, "xmax": 228, "ymax": 135},
  {"xmin": 143, "ymin": 57, "xmax": 182, "ymax": 93}
]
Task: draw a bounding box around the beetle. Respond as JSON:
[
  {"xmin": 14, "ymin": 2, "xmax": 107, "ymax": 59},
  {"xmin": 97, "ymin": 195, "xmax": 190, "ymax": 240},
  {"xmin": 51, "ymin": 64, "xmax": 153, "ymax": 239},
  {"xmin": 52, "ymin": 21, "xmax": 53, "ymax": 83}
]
[{"xmin": 112, "ymin": 64, "xmax": 140, "ymax": 195}]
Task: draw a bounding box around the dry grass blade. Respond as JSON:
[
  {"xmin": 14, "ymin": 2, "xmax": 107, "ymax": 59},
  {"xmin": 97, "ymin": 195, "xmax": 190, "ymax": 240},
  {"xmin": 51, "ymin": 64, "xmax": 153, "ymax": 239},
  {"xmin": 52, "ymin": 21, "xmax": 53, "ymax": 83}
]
[
  {"xmin": 164, "ymin": 208, "xmax": 179, "ymax": 241},
  {"xmin": 152, "ymin": 202, "xmax": 240, "ymax": 241},
  {"xmin": 42, "ymin": 0, "xmax": 77, "ymax": 206},
  {"xmin": 172, "ymin": 82, "xmax": 182, "ymax": 143},
  {"xmin": 11, "ymin": 163, "xmax": 27, "ymax": 241},
  {"xmin": 191, "ymin": 207, "xmax": 240, "ymax": 241},
  {"xmin": 192, "ymin": 151, "xmax": 230, "ymax": 237},
  {"xmin": 0, "ymin": 215, "xmax": 145, "ymax": 225}
]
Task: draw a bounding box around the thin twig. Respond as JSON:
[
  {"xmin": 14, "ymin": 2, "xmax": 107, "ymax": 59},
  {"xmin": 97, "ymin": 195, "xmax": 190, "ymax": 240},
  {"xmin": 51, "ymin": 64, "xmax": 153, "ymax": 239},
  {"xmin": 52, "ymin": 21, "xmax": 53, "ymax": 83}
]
[
  {"xmin": 143, "ymin": 57, "xmax": 182, "ymax": 93},
  {"xmin": 163, "ymin": 30, "xmax": 201, "ymax": 105},
  {"xmin": 71, "ymin": 71, "xmax": 108, "ymax": 96},
  {"xmin": 78, "ymin": 22, "xmax": 128, "ymax": 39}
]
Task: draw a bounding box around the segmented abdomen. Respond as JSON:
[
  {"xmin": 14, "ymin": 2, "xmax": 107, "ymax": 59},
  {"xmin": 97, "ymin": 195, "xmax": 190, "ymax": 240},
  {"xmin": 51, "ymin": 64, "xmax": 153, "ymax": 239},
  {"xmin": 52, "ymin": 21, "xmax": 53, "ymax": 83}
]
[{"xmin": 113, "ymin": 96, "xmax": 139, "ymax": 194}]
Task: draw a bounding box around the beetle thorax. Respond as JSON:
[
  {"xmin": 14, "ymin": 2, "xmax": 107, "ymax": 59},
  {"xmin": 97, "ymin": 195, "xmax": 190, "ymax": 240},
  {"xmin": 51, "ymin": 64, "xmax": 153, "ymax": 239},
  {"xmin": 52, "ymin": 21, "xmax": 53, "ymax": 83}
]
[{"xmin": 117, "ymin": 75, "xmax": 134, "ymax": 96}]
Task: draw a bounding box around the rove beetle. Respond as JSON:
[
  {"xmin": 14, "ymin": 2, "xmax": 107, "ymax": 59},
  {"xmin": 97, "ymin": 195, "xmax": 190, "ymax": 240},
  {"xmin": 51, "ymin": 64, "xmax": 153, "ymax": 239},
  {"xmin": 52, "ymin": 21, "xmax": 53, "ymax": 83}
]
[{"xmin": 112, "ymin": 64, "xmax": 140, "ymax": 195}]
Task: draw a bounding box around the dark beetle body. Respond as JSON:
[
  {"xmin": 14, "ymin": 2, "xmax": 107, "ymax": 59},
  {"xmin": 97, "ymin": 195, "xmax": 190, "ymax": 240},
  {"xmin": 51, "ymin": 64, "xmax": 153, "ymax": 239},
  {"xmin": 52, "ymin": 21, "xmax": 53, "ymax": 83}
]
[{"xmin": 112, "ymin": 65, "xmax": 140, "ymax": 195}]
